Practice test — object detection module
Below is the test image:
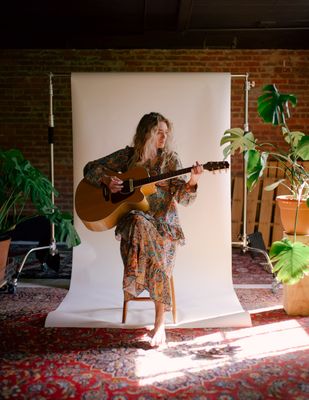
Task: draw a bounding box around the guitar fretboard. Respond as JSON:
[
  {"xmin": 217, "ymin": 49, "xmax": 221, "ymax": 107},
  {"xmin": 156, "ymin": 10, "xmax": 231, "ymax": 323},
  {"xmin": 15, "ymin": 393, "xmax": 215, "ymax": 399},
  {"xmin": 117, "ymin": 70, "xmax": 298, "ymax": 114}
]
[{"xmin": 133, "ymin": 161, "xmax": 229, "ymax": 188}]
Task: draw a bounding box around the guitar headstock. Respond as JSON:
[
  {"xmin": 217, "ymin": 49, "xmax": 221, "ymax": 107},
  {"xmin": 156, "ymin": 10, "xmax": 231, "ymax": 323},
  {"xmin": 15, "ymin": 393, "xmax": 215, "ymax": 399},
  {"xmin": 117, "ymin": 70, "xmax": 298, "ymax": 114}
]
[{"xmin": 203, "ymin": 161, "xmax": 230, "ymax": 172}]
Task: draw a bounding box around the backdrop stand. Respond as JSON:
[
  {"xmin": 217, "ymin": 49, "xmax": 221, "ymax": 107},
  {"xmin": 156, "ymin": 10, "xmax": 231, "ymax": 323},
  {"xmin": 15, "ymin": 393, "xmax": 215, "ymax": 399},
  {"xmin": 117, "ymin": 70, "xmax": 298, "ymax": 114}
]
[
  {"xmin": 11, "ymin": 72, "xmax": 273, "ymax": 293},
  {"xmin": 231, "ymin": 74, "xmax": 273, "ymax": 274},
  {"xmin": 47, "ymin": 71, "xmax": 252, "ymax": 329},
  {"xmin": 11, "ymin": 73, "xmax": 61, "ymax": 291}
]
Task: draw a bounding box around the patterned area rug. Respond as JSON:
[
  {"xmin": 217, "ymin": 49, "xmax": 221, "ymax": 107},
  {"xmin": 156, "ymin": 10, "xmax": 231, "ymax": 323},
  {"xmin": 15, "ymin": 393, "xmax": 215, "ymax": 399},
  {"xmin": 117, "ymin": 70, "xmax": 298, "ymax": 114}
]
[
  {"xmin": 232, "ymin": 248, "xmax": 274, "ymax": 285},
  {"xmin": 1, "ymin": 287, "xmax": 308, "ymax": 399}
]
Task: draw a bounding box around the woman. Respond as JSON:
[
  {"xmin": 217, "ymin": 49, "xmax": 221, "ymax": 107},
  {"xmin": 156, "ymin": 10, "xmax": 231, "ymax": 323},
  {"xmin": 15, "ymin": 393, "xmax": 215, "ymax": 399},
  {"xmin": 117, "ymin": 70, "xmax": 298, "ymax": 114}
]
[{"xmin": 84, "ymin": 112, "xmax": 203, "ymax": 346}]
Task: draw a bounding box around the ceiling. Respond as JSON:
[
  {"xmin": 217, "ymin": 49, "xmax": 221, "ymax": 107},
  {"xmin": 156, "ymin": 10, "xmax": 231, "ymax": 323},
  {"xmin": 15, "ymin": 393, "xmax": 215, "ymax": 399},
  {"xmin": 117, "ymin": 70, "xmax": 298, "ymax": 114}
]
[{"xmin": 2, "ymin": 0, "xmax": 309, "ymax": 49}]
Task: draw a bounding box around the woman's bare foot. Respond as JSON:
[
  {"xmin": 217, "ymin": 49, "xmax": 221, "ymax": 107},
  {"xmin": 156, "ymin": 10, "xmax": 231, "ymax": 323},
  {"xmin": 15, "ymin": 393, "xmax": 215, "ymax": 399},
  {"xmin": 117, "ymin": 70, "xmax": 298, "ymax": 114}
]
[
  {"xmin": 150, "ymin": 301, "xmax": 166, "ymax": 347},
  {"xmin": 150, "ymin": 323, "xmax": 166, "ymax": 347}
]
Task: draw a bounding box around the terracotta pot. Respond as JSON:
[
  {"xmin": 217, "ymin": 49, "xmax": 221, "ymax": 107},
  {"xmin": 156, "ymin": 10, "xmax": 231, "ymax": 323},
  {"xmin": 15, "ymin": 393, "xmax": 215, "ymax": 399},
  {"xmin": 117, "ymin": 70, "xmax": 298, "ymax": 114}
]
[
  {"xmin": 0, "ymin": 235, "xmax": 11, "ymax": 283},
  {"xmin": 276, "ymin": 195, "xmax": 309, "ymax": 235},
  {"xmin": 283, "ymin": 275, "xmax": 309, "ymax": 316}
]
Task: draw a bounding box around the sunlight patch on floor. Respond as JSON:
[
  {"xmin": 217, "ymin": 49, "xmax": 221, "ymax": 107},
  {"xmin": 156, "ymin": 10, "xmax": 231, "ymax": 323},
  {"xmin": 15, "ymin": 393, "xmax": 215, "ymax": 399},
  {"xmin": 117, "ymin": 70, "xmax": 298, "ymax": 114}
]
[{"xmin": 136, "ymin": 318, "xmax": 309, "ymax": 386}]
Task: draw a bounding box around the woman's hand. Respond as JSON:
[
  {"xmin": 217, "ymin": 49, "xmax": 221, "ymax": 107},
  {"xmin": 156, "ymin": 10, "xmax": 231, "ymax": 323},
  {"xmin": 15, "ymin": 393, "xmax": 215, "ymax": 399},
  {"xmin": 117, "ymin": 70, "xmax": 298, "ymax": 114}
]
[
  {"xmin": 101, "ymin": 175, "xmax": 123, "ymax": 193},
  {"xmin": 188, "ymin": 161, "xmax": 204, "ymax": 187}
]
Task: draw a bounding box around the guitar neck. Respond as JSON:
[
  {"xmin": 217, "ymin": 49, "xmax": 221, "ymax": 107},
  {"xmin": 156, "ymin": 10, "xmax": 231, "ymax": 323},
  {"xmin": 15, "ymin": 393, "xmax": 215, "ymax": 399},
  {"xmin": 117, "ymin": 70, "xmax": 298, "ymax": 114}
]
[{"xmin": 133, "ymin": 161, "xmax": 229, "ymax": 188}]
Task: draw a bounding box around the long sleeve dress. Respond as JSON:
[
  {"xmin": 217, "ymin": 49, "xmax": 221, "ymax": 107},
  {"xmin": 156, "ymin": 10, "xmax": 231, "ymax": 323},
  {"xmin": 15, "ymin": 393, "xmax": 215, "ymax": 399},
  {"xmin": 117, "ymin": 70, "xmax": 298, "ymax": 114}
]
[{"xmin": 83, "ymin": 146, "xmax": 197, "ymax": 310}]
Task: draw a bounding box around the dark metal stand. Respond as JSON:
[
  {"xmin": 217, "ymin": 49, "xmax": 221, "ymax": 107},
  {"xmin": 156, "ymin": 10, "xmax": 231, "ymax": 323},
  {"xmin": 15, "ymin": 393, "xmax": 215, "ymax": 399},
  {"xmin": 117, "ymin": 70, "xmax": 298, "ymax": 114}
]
[
  {"xmin": 10, "ymin": 73, "xmax": 59, "ymax": 292},
  {"xmin": 231, "ymin": 73, "xmax": 274, "ymax": 276}
]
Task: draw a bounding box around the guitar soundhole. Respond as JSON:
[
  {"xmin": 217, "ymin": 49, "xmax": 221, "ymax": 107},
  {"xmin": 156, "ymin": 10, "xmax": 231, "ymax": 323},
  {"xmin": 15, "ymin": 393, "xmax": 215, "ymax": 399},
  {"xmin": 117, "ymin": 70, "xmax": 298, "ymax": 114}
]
[
  {"xmin": 121, "ymin": 180, "xmax": 132, "ymax": 194},
  {"xmin": 111, "ymin": 191, "xmax": 134, "ymax": 204},
  {"xmin": 102, "ymin": 184, "xmax": 110, "ymax": 201}
]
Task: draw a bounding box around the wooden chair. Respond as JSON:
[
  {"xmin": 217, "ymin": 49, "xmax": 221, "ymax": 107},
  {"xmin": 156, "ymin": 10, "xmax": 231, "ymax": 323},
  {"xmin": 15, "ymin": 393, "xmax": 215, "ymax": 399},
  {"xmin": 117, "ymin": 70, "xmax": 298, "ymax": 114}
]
[{"xmin": 122, "ymin": 275, "xmax": 177, "ymax": 324}]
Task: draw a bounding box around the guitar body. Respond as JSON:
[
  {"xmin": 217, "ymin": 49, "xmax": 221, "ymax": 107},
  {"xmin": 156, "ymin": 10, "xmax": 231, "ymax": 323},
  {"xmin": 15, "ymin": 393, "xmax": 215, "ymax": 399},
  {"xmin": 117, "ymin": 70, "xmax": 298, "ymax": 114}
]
[
  {"xmin": 75, "ymin": 166, "xmax": 156, "ymax": 231},
  {"xmin": 75, "ymin": 160, "xmax": 229, "ymax": 232}
]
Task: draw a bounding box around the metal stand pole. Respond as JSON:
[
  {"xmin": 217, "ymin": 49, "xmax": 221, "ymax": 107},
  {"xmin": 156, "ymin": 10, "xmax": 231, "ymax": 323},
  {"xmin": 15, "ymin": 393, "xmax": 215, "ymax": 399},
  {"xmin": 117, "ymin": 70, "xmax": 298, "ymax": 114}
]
[
  {"xmin": 11, "ymin": 73, "xmax": 59, "ymax": 291},
  {"xmin": 231, "ymin": 73, "xmax": 273, "ymax": 274},
  {"xmin": 48, "ymin": 72, "xmax": 58, "ymax": 257}
]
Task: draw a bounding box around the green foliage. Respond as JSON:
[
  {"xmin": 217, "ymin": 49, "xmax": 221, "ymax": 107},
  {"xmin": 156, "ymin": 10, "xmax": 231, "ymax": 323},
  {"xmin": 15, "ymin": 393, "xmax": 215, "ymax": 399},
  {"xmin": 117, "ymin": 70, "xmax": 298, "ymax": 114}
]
[
  {"xmin": 220, "ymin": 129, "xmax": 256, "ymax": 158},
  {"xmin": 257, "ymin": 84, "xmax": 297, "ymax": 125},
  {"xmin": 0, "ymin": 148, "xmax": 80, "ymax": 248},
  {"xmin": 270, "ymin": 239, "xmax": 309, "ymax": 284},
  {"xmin": 220, "ymin": 83, "xmax": 309, "ymax": 285},
  {"xmin": 245, "ymin": 149, "xmax": 268, "ymax": 191},
  {"xmin": 220, "ymin": 84, "xmax": 309, "ymax": 198}
]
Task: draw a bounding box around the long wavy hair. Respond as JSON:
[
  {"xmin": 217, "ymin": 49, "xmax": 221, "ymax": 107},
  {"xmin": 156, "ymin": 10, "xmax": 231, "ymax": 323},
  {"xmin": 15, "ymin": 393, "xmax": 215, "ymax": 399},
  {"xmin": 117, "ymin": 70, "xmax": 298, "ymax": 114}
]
[{"xmin": 130, "ymin": 112, "xmax": 174, "ymax": 166}]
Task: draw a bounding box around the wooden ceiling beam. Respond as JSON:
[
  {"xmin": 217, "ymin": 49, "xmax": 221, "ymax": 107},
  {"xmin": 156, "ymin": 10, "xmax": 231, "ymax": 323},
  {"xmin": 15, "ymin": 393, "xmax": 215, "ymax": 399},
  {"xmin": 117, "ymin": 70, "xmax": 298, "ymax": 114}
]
[{"xmin": 177, "ymin": 0, "xmax": 193, "ymax": 32}]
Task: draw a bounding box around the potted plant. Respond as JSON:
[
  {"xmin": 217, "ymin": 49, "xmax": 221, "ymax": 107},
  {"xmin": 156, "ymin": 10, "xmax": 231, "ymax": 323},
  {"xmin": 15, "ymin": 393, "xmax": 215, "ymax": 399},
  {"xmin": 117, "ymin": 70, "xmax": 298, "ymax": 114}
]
[
  {"xmin": 0, "ymin": 148, "xmax": 81, "ymax": 280},
  {"xmin": 220, "ymin": 84, "xmax": 309, "ymax": 313}
]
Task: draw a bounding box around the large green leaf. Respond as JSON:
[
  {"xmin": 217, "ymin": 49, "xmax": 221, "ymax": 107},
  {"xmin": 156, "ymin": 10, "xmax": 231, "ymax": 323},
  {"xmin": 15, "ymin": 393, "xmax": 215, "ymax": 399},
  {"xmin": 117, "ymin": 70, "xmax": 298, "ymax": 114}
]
[
  {"xmin": 257, "ymin": 84, "xmax": 297, "ymax": 126},
  {"xmin": 270, "ymin": 239, "xmax": 309, "ymax": 284},
  {"xmin": 264, "ymin": 178, "xmax": 286, "ymax": 191},
  {"xmin": 295, "ymin": 135, "xmax": 309, "ymax": 160},
  {"xmin": 220, "ymin": 128, "xmax": 256, "ymax": 157},
  {"xmin": 54, "ymin": 211, "xmax": 81, "ymax": 247},
  {"xmin": 245, "ymin": 149, "xmax": 268, "ymax": 191},
  {"xmin": 282, "ymin": 127, "xmax": 304, "ymax": 147},
  {"xmin": 0, "ymin": 148, "xmax": 81, "ymax": 248}
]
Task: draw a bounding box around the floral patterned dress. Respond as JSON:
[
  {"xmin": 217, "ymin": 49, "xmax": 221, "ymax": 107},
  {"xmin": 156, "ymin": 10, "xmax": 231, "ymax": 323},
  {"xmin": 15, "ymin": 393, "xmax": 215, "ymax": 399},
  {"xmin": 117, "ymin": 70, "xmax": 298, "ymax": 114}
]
[{"xmin": 84, "ymin": 146, "xmax": 197, "ymax": 310}]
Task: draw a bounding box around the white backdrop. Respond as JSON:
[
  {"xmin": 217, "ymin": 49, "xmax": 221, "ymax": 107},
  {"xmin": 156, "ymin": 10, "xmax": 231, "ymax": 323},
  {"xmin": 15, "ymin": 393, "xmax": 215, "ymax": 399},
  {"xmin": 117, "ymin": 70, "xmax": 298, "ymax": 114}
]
[{"xmin": 46, "ymin": 72, "xmax": 251, "ymax": 328}]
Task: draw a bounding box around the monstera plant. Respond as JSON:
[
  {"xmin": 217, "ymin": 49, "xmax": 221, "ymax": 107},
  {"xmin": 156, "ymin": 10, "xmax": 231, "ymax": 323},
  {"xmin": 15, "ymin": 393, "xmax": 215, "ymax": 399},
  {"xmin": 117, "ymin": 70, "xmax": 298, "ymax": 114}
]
[
  {"xmin": 0, "ymin": 148, "xmax": 80, "ymax": 249},
  {"xmin": 221, "ymin": 84, "xmax": 309, "ymax": 285}
]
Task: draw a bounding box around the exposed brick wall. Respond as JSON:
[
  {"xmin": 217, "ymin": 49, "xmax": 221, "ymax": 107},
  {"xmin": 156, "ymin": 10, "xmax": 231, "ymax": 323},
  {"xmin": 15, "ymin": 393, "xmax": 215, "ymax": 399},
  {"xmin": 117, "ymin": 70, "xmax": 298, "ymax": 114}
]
[{"xmin": 0, "ymin": 49, "xmax": 308, "ymax": 215}]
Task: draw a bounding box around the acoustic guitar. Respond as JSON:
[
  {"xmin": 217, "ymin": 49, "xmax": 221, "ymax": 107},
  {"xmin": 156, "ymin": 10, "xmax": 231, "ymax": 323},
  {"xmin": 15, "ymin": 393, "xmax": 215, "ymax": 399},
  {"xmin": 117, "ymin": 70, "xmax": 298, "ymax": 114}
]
[{"xmin": 75, "ymin": 161, "xmax": 229, "ymax": 232}]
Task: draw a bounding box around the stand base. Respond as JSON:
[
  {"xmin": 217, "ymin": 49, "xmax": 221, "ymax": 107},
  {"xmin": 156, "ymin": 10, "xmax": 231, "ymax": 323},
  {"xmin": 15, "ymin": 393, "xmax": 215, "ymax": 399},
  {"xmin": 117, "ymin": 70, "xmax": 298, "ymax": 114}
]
[
  {"xmin": 232, "ymin": 238, "xmax": 278, "ymax": 292},
  {"xmin": 11, "ymin": 242, "xmax": 59, "ymax": 292}
]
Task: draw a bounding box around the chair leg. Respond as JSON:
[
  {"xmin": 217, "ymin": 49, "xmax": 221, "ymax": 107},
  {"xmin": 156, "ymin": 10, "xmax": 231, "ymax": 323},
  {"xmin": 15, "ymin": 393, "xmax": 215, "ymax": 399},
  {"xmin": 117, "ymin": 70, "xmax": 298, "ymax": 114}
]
[
  {"xmin": 122, "ymin": 300, "xmax": 128, "ymax": 323},
  {"xmin": 121, "ymin": 277, "xmax": 177, "ymax": 324},
  {"xmin": 170, "ymin": 276, "xmax": 177, "ymax": 324}
]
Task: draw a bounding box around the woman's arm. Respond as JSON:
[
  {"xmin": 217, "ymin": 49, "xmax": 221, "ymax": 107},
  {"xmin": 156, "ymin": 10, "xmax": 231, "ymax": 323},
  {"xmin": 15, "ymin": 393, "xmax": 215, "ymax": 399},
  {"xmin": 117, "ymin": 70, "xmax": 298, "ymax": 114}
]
[
  {"xmin": 83, "ymin": 146, "xmax": 133, "ymax": 187},
  {"xmin": 167, "ymin": 153, "xmax": 203, "ymax": 206}
]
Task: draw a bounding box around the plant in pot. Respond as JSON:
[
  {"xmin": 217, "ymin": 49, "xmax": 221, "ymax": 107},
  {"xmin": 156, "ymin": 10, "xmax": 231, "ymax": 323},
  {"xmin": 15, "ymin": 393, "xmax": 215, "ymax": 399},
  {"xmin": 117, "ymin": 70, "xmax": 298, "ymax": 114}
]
[
  {"xmin": 0, "ymin": 148, "xmax": 81, "ymax": 284},
  {"xmin": 220, "ymin": 84, "xmax": 309, "ymax": 299}
]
